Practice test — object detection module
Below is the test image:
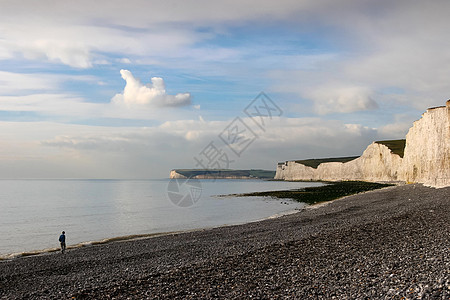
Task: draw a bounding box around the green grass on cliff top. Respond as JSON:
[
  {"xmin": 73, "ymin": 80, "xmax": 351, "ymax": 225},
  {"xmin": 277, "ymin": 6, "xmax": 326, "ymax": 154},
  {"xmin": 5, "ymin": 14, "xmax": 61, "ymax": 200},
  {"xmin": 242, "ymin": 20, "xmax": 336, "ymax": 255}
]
[
  {"xmin": 294, "ymin": 156, "xmax": 359, "ymax": 169},
  {"xmin": 374, "ymin": 139, "xmax": 406, "ymax": 157}
]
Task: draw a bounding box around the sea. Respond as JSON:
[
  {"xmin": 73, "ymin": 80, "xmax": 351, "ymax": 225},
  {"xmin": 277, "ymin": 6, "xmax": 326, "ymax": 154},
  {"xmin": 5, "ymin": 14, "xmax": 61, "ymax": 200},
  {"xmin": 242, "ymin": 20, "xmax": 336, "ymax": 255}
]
[{"xmin": 0, "ymin": 179, "xmax": 323, "ymax": 259}]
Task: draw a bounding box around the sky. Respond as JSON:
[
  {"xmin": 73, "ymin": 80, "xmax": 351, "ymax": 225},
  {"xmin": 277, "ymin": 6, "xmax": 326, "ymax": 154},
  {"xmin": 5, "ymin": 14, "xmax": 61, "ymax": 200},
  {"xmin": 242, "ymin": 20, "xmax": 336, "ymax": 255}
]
[{"xmin": 0, "ymin": 0, "xmax": 449, "ymax": 179}]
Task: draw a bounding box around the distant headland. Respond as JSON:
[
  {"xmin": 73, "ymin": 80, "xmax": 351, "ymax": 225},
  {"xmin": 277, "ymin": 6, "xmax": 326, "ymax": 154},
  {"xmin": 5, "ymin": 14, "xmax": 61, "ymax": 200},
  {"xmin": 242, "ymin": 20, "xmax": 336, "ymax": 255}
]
[{"xmin": 170, "ymin": 169, "xmax": 276, "ymax": 179}]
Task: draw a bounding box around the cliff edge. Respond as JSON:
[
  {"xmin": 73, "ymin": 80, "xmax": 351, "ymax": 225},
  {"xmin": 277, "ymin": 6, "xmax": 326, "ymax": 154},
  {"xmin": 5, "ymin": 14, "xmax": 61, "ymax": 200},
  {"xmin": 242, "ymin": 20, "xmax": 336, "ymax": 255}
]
[{"xmin": 275, "ymin": 100, "xmax": 450, "ymax": 188}]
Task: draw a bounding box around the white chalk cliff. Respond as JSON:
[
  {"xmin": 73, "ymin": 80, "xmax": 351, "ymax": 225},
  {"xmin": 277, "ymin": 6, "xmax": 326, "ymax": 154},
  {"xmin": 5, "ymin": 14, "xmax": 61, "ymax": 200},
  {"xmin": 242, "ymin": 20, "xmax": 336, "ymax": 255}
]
[
  {"xmin": 275, "ymin": 100, "xmax": 450, "ymax": 188},
  {"xmin": 169, "ymin": 170, "xmax": 188, "ymax": 179}
]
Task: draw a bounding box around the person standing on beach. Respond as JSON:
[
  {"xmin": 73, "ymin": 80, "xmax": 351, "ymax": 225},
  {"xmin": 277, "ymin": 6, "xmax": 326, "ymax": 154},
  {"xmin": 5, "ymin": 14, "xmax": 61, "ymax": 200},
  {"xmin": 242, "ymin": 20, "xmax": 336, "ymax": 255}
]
[{"xmin": 59, "ymin": 231, "xmax": 66, "ymax": 253}]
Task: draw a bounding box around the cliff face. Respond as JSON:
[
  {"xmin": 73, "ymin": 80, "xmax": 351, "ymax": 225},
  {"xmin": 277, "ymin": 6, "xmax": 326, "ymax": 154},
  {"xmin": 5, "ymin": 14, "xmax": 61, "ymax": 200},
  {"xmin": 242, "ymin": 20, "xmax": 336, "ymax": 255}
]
[
  {"xmin": 356, "ymin": 142, "xmax": 403, "ymax": 182},
  {"xmin": 275, "ymin": 142, "xmax": 402, "ymax": 182},
  {"xmin": 274, "ymin": 161, "xmax": 315, "ymax": 181},
  {"xmin": 275, "ymin": 101, "xmax": 450, "ymax": 188},
  {"xmin": 399, "ymin": 101, "xmax": 450, "ymax": 187}
]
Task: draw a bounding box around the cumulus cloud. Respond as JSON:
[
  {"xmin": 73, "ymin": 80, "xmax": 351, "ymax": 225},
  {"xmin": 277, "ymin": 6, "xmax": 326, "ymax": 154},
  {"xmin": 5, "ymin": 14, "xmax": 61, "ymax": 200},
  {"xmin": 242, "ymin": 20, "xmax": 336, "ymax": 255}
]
[{"xmin": 112, "ymin": 70, "xmax": 191, "ymax": 107}]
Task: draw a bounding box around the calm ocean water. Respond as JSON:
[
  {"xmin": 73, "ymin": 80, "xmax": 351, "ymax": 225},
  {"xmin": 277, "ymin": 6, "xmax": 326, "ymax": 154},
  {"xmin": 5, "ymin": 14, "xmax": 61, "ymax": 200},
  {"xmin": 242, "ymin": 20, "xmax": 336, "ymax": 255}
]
[{"xmin": 0, "ymin": 179, "xmax": 323, "ymax": 258}]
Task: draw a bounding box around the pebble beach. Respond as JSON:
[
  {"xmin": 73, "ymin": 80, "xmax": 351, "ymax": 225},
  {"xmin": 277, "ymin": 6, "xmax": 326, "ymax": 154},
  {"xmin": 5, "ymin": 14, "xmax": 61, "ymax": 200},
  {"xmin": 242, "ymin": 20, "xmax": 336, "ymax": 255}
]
[{"xmin": 0, "ymin": 184, "xmax": 448, "ymax": 299}]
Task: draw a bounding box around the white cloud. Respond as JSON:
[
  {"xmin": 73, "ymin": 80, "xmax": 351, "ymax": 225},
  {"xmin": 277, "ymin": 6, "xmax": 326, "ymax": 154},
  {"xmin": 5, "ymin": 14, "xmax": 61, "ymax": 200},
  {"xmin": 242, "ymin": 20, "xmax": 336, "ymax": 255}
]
[
  {"xmin": 32, "ymin": 40, "xmax": 93, "ymax": 68},
  {"xmin": 377, "ymin": 113, "xmax": 420, "ymax": 139},
  {"xmin": 118, "ymin": 58, "xmax": 132, "ymax": 64},
  {"xmin": 377, "ymin": 122, "xmax": 411, "ymax": 140},
  {"xmin": 305, "ymin": 85, "xmax": 378, "ymax": 114},
  {"xmin": 0, "ymin": 71, "xmax": 58, "ymax": 94},
  {"xmin": 112, "ymin": 70, "xmax": 191, "ymax": 107},
  {"xmin": 0, "ymin": 13, "xmax": 203, "ymax": 68}
]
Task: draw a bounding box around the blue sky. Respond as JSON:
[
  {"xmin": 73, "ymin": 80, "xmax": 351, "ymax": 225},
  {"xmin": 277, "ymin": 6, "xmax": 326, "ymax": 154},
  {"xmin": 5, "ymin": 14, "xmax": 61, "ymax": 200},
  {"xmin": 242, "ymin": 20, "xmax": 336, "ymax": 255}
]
[{"xmin": 0, "ymin": 0, "xmax": 449, "ymax": 178}]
